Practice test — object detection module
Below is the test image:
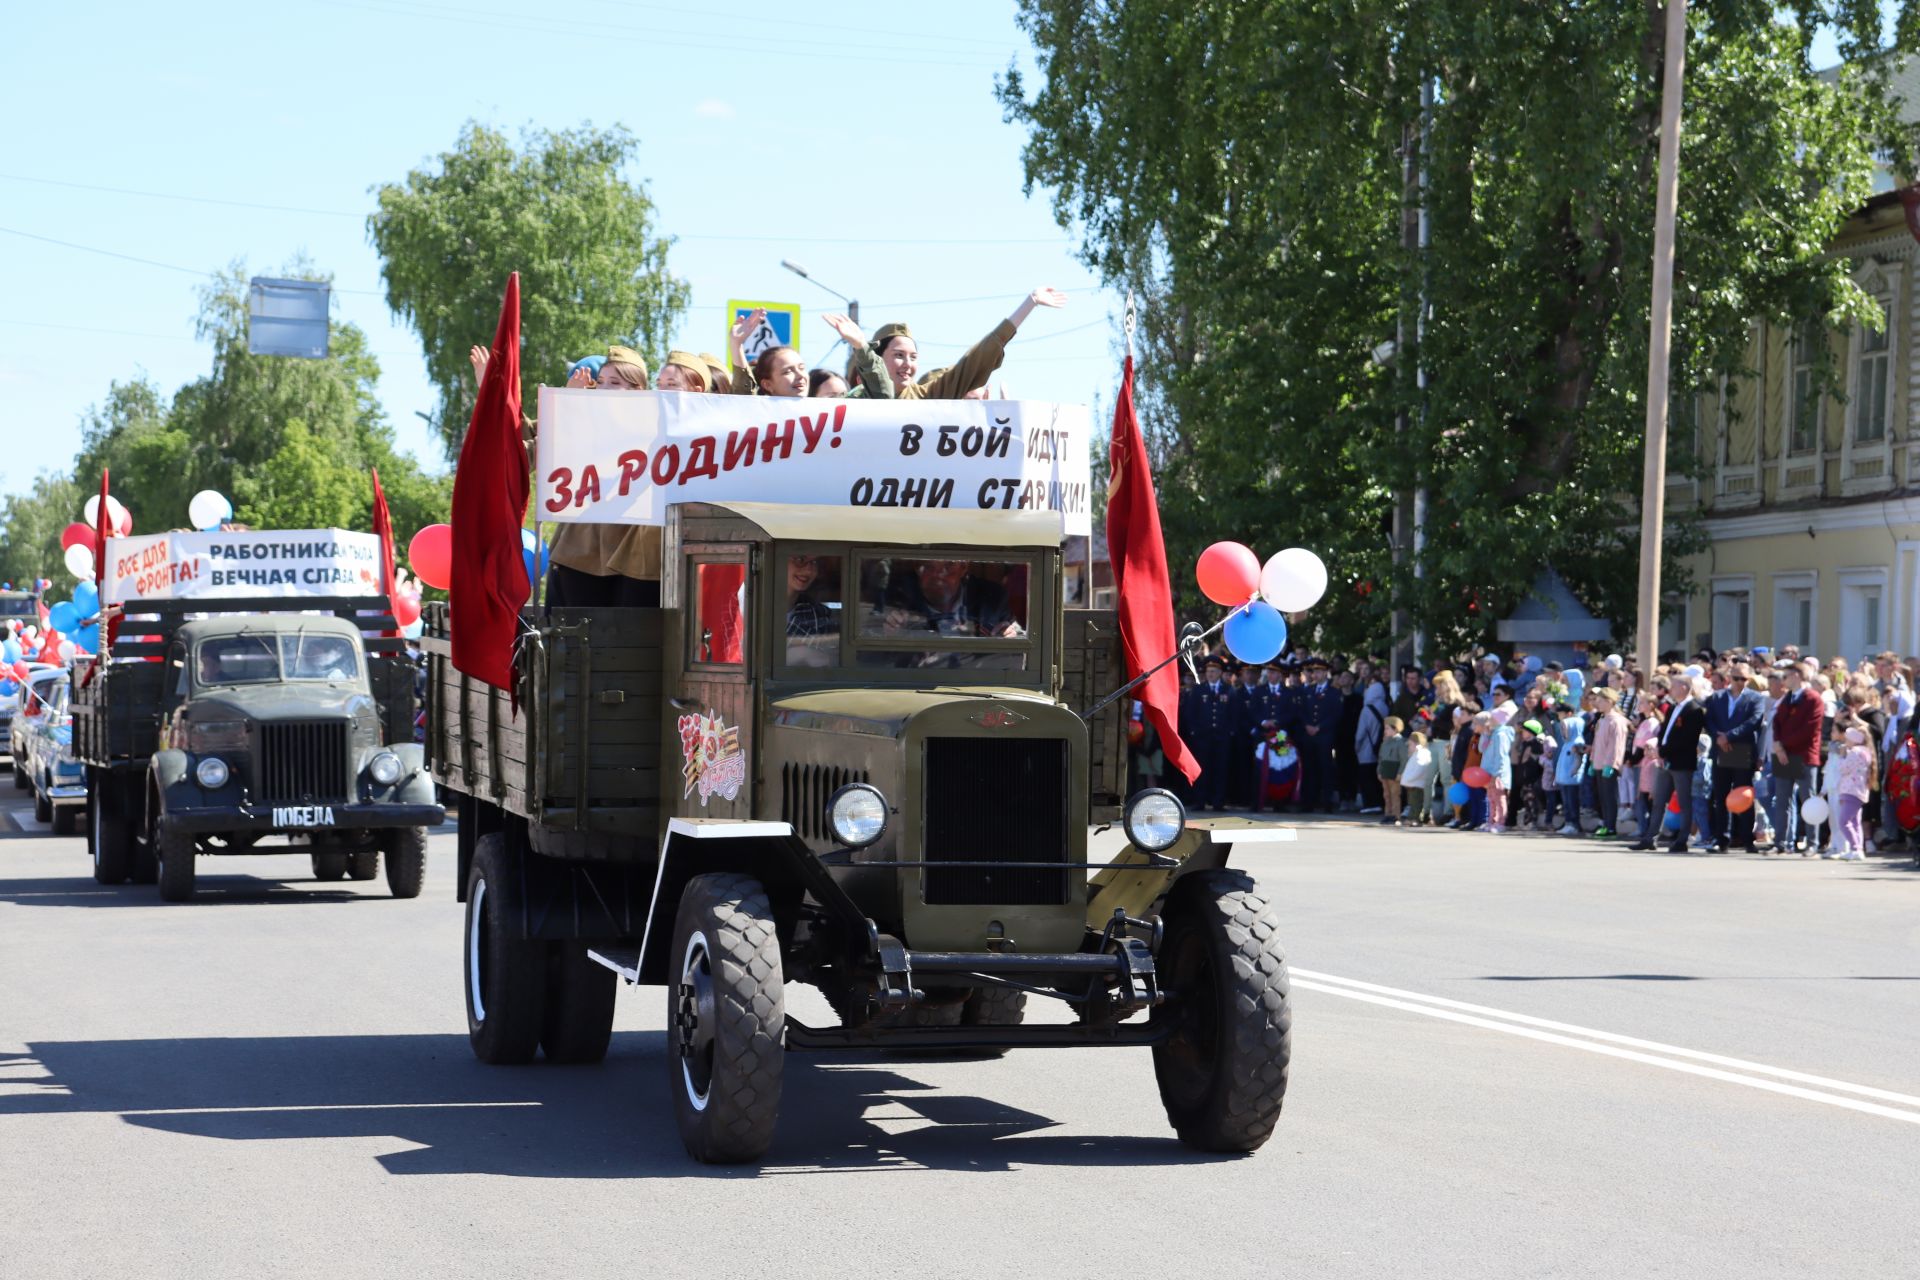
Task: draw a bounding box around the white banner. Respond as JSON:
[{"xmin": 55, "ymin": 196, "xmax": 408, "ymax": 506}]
[
  {"xmin": 102, "ymin": 529, "xmax": 384, "ymax": 604},
  {"xmin": 534, "ymin": 388, "xmax": 1092, "ymax": 536}
]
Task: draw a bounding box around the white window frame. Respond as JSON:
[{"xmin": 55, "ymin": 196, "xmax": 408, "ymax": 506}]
[
  {"xmin": 1709, "ymin": 574, "xmax": 1754, "ymax": 653},
  {"xmin": 1768, "ymin": 570, "xmax": 1818, "ymax": 653},
  {"xmin": 1657, "ymin": 593, "xmax": 1690, "ymax": 659},
  {"xmin": 1836, "ymin": 566, "xmax": 1889, "ymax": 664},
  {"xmin": 1840, "ymin": 258, "xmax": 1901, "ymax": 497},
  {"xmin": 1777, "ymin": 319, "xmax": 1826, "ymax": 502}
]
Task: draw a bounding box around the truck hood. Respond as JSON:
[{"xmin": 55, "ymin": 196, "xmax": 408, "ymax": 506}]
[
  {"xmin": 768, "ymin": 687, "xmax": 1060, "ymax": 738},
  {"xmin": 190, "ymin": 686, "xmax": 378, "ymax": 723}
]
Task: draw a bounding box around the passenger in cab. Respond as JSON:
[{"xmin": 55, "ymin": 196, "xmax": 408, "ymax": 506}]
[{"xmin": 851, "ymin": 286, "xmax": 1066, "ymax": 401}]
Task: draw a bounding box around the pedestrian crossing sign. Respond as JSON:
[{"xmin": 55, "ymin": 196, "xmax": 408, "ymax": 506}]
[{"xmin": 726, "ymin": 300, "xmax": 801, "ymax": 370}]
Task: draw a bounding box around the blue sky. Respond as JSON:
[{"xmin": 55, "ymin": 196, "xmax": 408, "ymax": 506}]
[{"xmin": 0, "ymin": 0, "xmax": 1122, "ymax": 502}]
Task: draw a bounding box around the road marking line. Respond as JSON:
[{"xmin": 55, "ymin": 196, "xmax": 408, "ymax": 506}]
[
  {"xmin": 114, "ymin": 1102, "xmax": 543, "ymax": 1115},
  {"xmin": 1292, "ymin": 972, "xmax": 1920, "ymax": 1126}
]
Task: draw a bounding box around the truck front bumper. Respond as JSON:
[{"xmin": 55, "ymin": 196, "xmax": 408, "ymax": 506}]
[{"xmin": 162, "ymin": 801, "xmax": 445, "ymax": 836}]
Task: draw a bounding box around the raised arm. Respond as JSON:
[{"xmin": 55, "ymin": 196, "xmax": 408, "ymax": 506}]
[{"xmin": 914, "ymin": 286, "xmax": 1067, "ymax": 401}]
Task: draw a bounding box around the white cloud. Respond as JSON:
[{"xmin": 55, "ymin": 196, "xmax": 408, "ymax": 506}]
[{"xmin": 694, "ymin": 98, "xmax": 736, "ymax": 120}]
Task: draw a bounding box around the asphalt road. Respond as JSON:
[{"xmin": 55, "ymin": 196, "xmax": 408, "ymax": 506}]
[{"xmin": 2, "ymin": 792, "xmax": 1917, "ymax": 1280}]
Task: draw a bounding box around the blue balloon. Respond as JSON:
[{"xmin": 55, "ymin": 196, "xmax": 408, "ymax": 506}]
[
  {"xmin": 73, "ymin": 623, "xmax": 100, "ymax": 653},
  {"xmin": 1222, "ymin": 599, "xmax": 1288, "ymax": 664},
  {"xmin": 1, "ymin": 638, "xmax": 18, "ymax": 664},
  {"xmin": 0, "ymin": 679, "xmax": 17, "ymax": 697},
  {"xmin": 1446, "ymin": 782, "xmax": 1470, "ymax": 806},
  {"xmin": 520, "ymin": 528, "xmax": 549, "ymax": 578},
  {"xmin": 72, "ymin": 581, "xmax": 99, "ymax": 619},
  {"xmin": 1662, "ymin": 808, "xmax": 1683, "ymax": 832},
  {"xmin": 47, "ymin": 601, "xmax": 78, "ymax": 632}
]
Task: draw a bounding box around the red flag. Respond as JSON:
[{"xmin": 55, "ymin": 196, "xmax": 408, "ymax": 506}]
[
  {"xmin": 370, "ymin": 467, "xmax": 399, "ymax": 638},
  {"xmin": 1106, "ymin": 356, "xmax": 1199, "ymax": 783},
  {"xmin": 449, "ymin": 274, "xmax": 529, "ymax": 690}
]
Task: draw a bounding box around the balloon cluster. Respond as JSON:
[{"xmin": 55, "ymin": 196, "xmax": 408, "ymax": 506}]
[{"xmin": 1194, "ymin": 541, "xmax": 1330, "ymax": 664}]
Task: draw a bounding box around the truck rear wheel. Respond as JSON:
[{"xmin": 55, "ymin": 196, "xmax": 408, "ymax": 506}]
[
  {"xmin": 464, "ymin": 833, "xmax": 546, "ymax": 1064},
  {"xmin": 381, "ymin": 827, "xmax": 427, "ymax": 899},
  {"xmin": 541, "ymin": 942, "xmax": 617, "ymax": 1064},
  {"xmin": 311, "ymin": 852, "xmax": 348, "ymax": 881},
  {"xmin": 33, "ymin": 782, "xmax": 51, "ymax": 824},
  {"xmin": 668, "ymin": 873, "xmax": 784, "ymax": 1163},
  {"xmin": 52, "ymin": 804, "xmax": 77, "ymax": 836},
  {"xmin": 155, "ymin": 823, "xmax": 197, "ymax": 903},
  {"xmin": 89, "ymin": 772, "xmax": 131, "ymax": 885},
  {"xmin": 1151, "ymin": 869, "xmax": 1291, "ymax": 1153},
  {"xmin": 346, "ymin": 850, "xmax": 379, "ymax": 881}
]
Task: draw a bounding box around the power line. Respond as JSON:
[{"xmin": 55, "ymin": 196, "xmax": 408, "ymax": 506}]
[
  {"xmin": 0, "ymin": 225, "xmax": 385, "ymax": 295},
  {"xmin": 590, "ymin": 0, "xmax": 1018, "ymax": 52},
  {"xmin": 0, "ymin": 173, "xmax": 360, "ymax": 218}
]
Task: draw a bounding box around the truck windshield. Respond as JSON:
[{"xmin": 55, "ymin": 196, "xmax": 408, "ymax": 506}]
[
  {"xmin": 195, "ymin": 632, "xmax": 361, "ymax": 686},
  {"xmin": 855, "ymin": 556, "xmax": 1030, "ymax": 671},
  {"xmin": 0, "ymin": 595, "xmax": 36, "ymax": 621}
]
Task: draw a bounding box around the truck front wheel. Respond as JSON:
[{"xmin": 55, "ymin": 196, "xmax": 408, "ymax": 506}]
[
  {"xmin": 346, "ymin": 850, "xmax": 379, "ymax": 881},
  {"xmin": 668, "ymin": 873, "xmax": 784, "ymax": 1163},
  {"xmin": 1151, "ymin": 869, "xmax": 1291, "ymax": 1153},
  {"xmin": 155, "ymin": 823, "xmax": 197, "ymax": 903},
  {"xmin": 381, "ymin": 827, "xmax": 427, "ymax": 899},
  {"xmin": 464, "ymin": 833, "xmax": 545, "ymax": 1064}
]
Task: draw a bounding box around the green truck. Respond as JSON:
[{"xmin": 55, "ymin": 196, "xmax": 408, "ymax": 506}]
[
  {"xmin": 426, "ymin": 501, "xmax": 1293, "ymax": 1163},
  {"xmin": 72, "ymin": 595, "xmax": 440, "ymax": 901}
]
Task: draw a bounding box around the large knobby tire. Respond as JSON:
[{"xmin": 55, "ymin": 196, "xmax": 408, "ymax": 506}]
[
  {"xmin": 541, "ymin": 941, "xmax": 618, "ymax": 1064},
  {"xmin": 1152, "ymin": 869, "xmax": 1291, "ymax": 1153},
  {"xmin": 464, "ymin": 833, "xmax": 546, "ymax": 1064},
  {"xmin": 668, "ymin": 873, "xmax": 784, "ymax": 1163},
  {"xmin": 311, "ymin": 851, "xmax": 348, "ymax": 881},
  {"xmin": 89, "ymin": 772, "xmax": 133, "ymax": 885},
  {"xmin": 381, "ymin": 827, "xmax": 427, "ymax": 899},
  {"xmin": 346, "ymin": 850, "xmax": 379, "ymax": 881},
  {"xmin": 956, "ymin": 985, "xmax": 1029, "ymax": 1058},
  {"xmin": 155, "ymin": 823, "xmax": 198, "ymax": 903}
]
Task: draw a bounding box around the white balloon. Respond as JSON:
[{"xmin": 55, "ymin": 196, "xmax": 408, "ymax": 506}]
[
  {"xmin": 81, "ymin": 495, "xmax": 131, "ymax": 533},
  {"xmin": 188, "ymin": 489, "xmax": 233, "ymax": 531},
  {"xmin": 1260, "ymin": 547, "xmax": 1330, "ymax": 612},
  {"xmin": 57, "ymin": 640, "xmax": 77, "ymax": 662},
  {"xmin": 1799, "ymin": 795, "xmax": 1830, "ymax": 827},
  {"xmin": 63, "ymin": 543, "xmax": 95, "ymax": 581}
]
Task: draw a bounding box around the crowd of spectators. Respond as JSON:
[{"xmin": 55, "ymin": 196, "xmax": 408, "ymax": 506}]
[{"xmin": 1128, "ymin": 641, "xmax": 1920, "ymax": 859}]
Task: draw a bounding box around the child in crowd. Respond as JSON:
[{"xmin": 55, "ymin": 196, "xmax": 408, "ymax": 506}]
[
  {"xmin": 1515, "ymin": 718, "xmax": 1549, "ymax": 829},
  {"xmin": 1552, "ymin": 701, "xmax": 1588, "ymax": 835},
  {"xmin": 1632, "ymin": 705, "xmax": 1664, "ymax": 840},
  {"xmin": 1377, "ymin": 715, "xmax": 1409, "ymax": 825},
  {"xmin": 1399, "ymin": 731, "xmax": 1434, "ymax": 826},
  {"xmin": 1484, "ymin": 709, "xmax": 1515, "ymax": 835},
  {"xmin": 1828, "ymin": 726, "xmax": 1874, "ymax": 861}
]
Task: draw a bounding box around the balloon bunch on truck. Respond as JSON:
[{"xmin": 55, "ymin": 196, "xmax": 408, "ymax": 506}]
[
  {"xmin": 70, "ymin": 527, "xmax": 441, "ymax": 901},
  {"xmin": 429, "ymin": 373, "xmax": 1296, "ymax": 1166}
]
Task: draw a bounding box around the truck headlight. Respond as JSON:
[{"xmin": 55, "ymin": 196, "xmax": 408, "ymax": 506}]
[
  {"xmin": 1124, "ymin": 788, "xmax": 1186, "ymax": 853},
  {"xmin": 195, "ymin": 757, "xmax": 230, "ymax": 789},
  {"xmin": 826, "ymin": 783, "xmax": 887, "ymax": 849},
  {"xmin": 367, "ymin": 750, "xmax": 404, "ymax": 785}
]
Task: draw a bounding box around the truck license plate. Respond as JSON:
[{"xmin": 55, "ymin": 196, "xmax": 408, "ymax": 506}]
[{"xmin": 272, "ymin": 805, "xmax": 336, "ymax": 827}]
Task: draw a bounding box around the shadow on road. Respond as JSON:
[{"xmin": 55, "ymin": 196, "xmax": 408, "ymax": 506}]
[
  {"xmin": 0, "ymin": 1033, "xmax": 1226, "ymax": 1177},
  {"xmin": 0, "ymin": 874, "xmax": 381, "ymax": 908}
]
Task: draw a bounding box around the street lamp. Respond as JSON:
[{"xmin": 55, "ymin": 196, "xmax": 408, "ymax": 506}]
[{"xmin": 780, "ymin": 260, "xmax": 858, "ymax": 325}]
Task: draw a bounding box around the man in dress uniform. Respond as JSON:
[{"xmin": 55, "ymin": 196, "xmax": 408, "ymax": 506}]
[
  {"xmin": 1181, "ymin": 653, "xmax": 1238, "ymax": 810},
  {"xmin": 1291, "ymin": 655, "xmax": 1344, "ymax": 813}
]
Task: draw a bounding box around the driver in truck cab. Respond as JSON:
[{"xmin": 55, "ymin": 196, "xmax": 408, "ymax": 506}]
[
  {"xmin": 293, "ymin": 635, "xmax": 357, "ymax": 681},
  {"xmin": 880, "ymin": 560, "xmax": 1022, "ymax": 639}
]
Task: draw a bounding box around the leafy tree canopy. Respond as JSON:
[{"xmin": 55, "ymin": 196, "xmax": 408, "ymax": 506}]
[
  {"xmin": 368, "ymin": 121, "xmax": 691, "ymax": 459},
  {"xmin": 1001, "ymin": 0, "xmax": 1918, "ymax": 656}
]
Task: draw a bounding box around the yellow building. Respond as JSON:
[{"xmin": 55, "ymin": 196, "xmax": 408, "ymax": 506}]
[{"xmin": 1670, "ymin": 186, "xmax": 1919, "ymax": 663}]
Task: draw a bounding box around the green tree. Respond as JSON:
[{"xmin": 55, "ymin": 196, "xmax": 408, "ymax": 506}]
[
  {"xmin": 1001, "ymin": 1, "xmax": 1915, "ymax": 655},
  {"xmin": 0, "ymin": 471, "xmax": 85, "ymax": 589},
  {"xmin": 367, "ymin": 121, "xmax": 691, "ymax": 459}
]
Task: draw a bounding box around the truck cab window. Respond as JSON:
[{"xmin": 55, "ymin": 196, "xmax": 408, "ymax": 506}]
[
  {"xmin": 692, "ymin": 561, "xmax": 747, "ymax": 665},
  {"xmin": 784, "ymin": 553, "xmax": 840, "ymax": 668}
]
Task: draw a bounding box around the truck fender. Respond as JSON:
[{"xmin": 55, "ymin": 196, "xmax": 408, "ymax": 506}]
[
  {"xmin": 634, "ymin": 818, "xmax": 836, "ymax": 985},
  {"xmin": 149, "ymin": 749, "xmax": 197, "ymax": 818},
  {"xmin": 1085, "ymin": 821, "xmax": 1298, "ymax": 929},
  {"xmin": 387, "ymin": 744, "xmax": 439, "ymax": 806}
]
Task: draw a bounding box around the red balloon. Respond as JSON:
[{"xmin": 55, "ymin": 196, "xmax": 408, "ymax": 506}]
[
  {"xmin": 1726, "ymin": 785, "xmax": 1755, "ymax": 814},
  {"xmin": 9, "ymin": 659, "xmax": 27, "ymax": 681},
  {"xmin": 59, "ymin": 522, "xmax": 95, "ymax": 552},
  {"xmin": 1196, "ymin": 541, "xmax": 1261, "ymax": 606},
  {"xmin": 1667, "ymin": 793, "xmax": 1682, "ymax": 814},
  {"xmin": 407, "ymin": 524, "xmax": 454, "ymax": 591},
  {"xmin": 392, "ymin": 591, "xmax": 422, "ymax": 628},
  {"xmin": 1462, "ymin": 765, "xmax": 1491, "ymax": 788}
]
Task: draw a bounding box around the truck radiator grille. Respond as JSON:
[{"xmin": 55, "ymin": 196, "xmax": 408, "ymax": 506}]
[
  {"xmin": 781, "ymin": 762, "xmax": 868, "ymax": 842},
  {"xmin": 258, "ymin": 721, "xmax": 351, "ymax": 803},
  {"xmin": 922, "ymin": 738, "xmax": 1069, "ymax": 905}
]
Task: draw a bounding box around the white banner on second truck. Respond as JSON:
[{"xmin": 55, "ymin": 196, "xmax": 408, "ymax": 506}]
[
  {"xmin": 101, "ymin": 529, "xmax": 385, "ymax": 605},
  {"xmin": 534, "ymin": 388, "xmax": 1093, "ymax": 536}
]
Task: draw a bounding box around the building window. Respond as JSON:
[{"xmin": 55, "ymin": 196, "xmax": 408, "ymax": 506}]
[
  {"xmin": 1853, "ymin": 299, "xmax": 1891, "ymax": 444},
  {"xmin": 1790, "ymin": 323, "xmax": 1821, "ymax": 454},
  {"xmin": 1658, "ymin": 596, "xmax": 1688, "ymax": 657},
  {"xmin": 1772, "ymin": 577, "xmax": 1815, "ymax": 651},
  {"xmin": 1838, "ymin": 573, "xmax": 1886, "ymax": 661},
  {"xmin": 1668, "ymin": 391, "xmax": 1698, "ymax": 466},
  {"xmin": 1711, "ymin": 587, "xmax": 1751, "ymax": 652}
]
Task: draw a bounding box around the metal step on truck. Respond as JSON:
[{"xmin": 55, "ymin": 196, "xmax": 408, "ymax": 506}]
[
  {"xmin": 71, "ymin": 526, "xmax": 441, "ymax": 901},
  {"xmin": 427, "ymin": 500, "xmax": 1295, "ymax": 1163}
]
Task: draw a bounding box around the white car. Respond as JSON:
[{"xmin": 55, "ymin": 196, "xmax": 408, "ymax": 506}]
[
  {"xmin": 8, "ymin": 666, "xmax": 62, "ymax": 785},
  {"xmin": 26, "ymin": 675, "xmax": 86, "ymax": 835}
]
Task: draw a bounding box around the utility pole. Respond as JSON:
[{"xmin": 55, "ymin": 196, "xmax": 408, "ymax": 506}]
[{"xmin": 1636, "ymin": 0, "xmax": 1687, "ymax": 676}]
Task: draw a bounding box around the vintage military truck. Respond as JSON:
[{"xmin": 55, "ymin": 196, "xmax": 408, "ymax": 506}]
[
  {"xmin": 72, "ymin": 596, "xmax": 440, "ymax": 901},
  {"xmin": 425, "ymin": 501, "xmax": 1292, "ymax": 1163}
]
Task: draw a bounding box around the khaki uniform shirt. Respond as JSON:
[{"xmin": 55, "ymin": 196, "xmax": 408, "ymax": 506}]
[{"xmin": 849, "ymin": 319, "xmax": 1017, "ymax": 400}]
